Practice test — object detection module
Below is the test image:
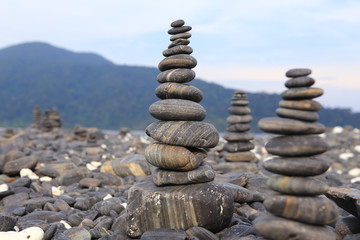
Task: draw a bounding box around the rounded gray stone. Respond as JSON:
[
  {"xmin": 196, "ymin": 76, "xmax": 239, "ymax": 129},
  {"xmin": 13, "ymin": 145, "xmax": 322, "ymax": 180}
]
[
  {"xmin": 223, "ymin": 132, "xmax": 254, "ymax": 142},
  {"xmin": 168, "ymin": 38, "xmax": 190, "ymax": 48},
  {"xmin": 285, "ymin": 68, "xmax": 312, "ymax": 78},
  {"xmin": 157, "ymin": 68, "xmax": 195, "ymax": 83},
  {"xmin": 226, "ymin": 123, "xmax": 251, "ymax": 132},
  {"xmin": 276, "ymin": 107, "xmax": 319, "ymax": 122},
  {"xmin": 149, "ymin": 99, "xmax": 206, "ymax": 121},
  {"xmin": 279, "ymin": 99, "xmax": 322, "ymax": 111},
  {"xmin": 170, "ymin": 32, "xmax": 192, "ymax": 41},
  {"xmin": 158, "ymin": 54, "xmax": 197, "ymax": 71},
  {"xmin": 285, "ymin": 76, "xmax": 315, "ymax": 88},
  {"xmin": 281, "ymin": 87, "xmax": 324, "ymax": 100},
  {"xmin": 155, "ymin": 83, "xmax": 203, "ymax": 102},
  {"xmin": 171, "ymin": 19, "xmax": 185, "ymax": 27},
  {"xmin": 223, "ymin": 142, "xmax": 255, "ymax": 152},
  {"xmin": 163, "ymin": 45, "xmax": 193, "ymax": 57},
  {"xmin": 168, "ymin": 25, "xmax": 192, "ymax": 35},
  {"xmin": 226, "ymin": 115, "xmax": 253, "ymax": 124},
  {"xmin": 228, "ymin": 106, "xmax": 251, "ymax": 115}
]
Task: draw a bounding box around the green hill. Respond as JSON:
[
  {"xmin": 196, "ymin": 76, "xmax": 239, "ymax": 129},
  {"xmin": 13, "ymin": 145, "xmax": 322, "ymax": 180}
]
[{"xmin": 0, "ymin": 42, "xmax": 359, "ymax": 132}]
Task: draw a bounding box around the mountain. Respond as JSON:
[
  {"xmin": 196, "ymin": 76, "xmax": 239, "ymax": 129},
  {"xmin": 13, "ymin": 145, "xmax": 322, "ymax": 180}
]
[{"xmin": 0, "ymin": 42, "xmax": 359, "ymax": 132}]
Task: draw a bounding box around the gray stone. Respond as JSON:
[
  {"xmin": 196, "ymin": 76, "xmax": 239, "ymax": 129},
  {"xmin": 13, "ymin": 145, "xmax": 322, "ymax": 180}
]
[
  {"xmin": 157, "ymin": 68, "xmax": 195, "ymax": 83},
  {"xmin": 149, "ymin": 99, "xmax": 206, "ymax": 121},
  {"xmin": 155, "ymin": 83, "xmax": 203, "ymax": 102},
  {"xmin": 64, "ymin": 227, "xmax": 91, "ymax": 240},
  {"xmin": 281, "ymin": 87, "xmax": 323, "ymax": 100},
  {"xmin": 126, "ymin": 177, "xmax": 233, "ymax": 238},
  {"xmin": 0, "ymin": 215, "xmax": 17, "ymax": 231},
  {"xmin": 285, "ymin": 76, "xmax": 315, "ymax": 88},
  {"xmin": 158, "ymin": 54, "xmax": 197, "ymax": 71},
  {"xmin": 258, "ymin": 117, "xmax": 325, "ymax": 135},
  {"xmin": 279, "ymin": 99, "xmax": 322, "ymax": 111},
  {"xmin": 141, "ymin": 228, "xmax": 187, "ymax": 240},
  {"xmin": 223, "ymin": 132, "xmax": 254, "ymax": 142},
  {"xmin": 276, "ymin": 107, "xmax": 319, "ymax": 122},
  {"xmin": 335, "ymin": 216, "xmax": 360, "ymax": 236},
  {"xmin": 3, "ymin": 156, "xmax": 37, "ymax": 175},
  {"xmin": 221, "ymin": 224, "xmax": 256, "ymax": 240},
  {"xmin": 57, "ymin": 167, "xmax": 90, "ymax": 186},
  {"xmin": 170, "ymin": 32, "xmax": 192, "ymax": 41},
  {"xmin": 186, "ymin": 226, "xmax": 219, "ymax": 240},
  {"xmin": 223, "ymin": 142, "xmax": 254, "ymax": 152},
  {"xmin": 226, "ymin": 115, "xmax": 253, "ymax": 124},
  {"xmin": 285, "ymin": 68, "xmax": 312, "ymax": 78},
  {"xmin": 168, "ymin": 38, "xmax": 190, "ymax": 48},
  {"xmin": 171, "ymin": 19, "xmax": 185, "ymax": 27},
  {"xmin": 216, "ymin": 181, "xmax": 253, "ymax": 203},
  {"xmin": 325, "ymin": 187, "xmax": 360, "ymax": 218},
  {"xmin": 168, "ymin": 26, "xmax": 192, "ymax": 35},
  {"xmin": 162, "ymin": 46, "xmax": 193, "ymax": 57},
  {"xmin": 226, "ymin": 123, "xmax": 251, "ymax": 132},
  {"xmin": 228, "ymin": 106, "xmax": 251, "ymax": 115},
  {"xmin": 146, "ymin": 121, "xmax": 219, "ymax": 148}
]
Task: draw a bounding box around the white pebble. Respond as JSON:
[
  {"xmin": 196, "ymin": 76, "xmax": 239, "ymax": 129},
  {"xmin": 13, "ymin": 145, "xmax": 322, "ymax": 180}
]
[
  {"xmin": 91, "ymin": 161, "xmax": 102, "ymax": 167},
  {"xmin": 121, "ymin": 202, "xmax": 127, "ymax": 209},
  {"xmin": 351, "ymin": 177, "xmax": 360, "ymax": 184},
  {"xmin": 60, "ymin": 220, "xmax": 71, "ymax": 229},
  {"xmin": 101, "ymin": 144, "xmax": 107, "ymax": 149},
  {"xmin": 354, "ymin": 128, "xmax": 360, "ymax": 133},
  {"xmin": 0, "ymin": 183, "xmax": 9, "ymax": 192},
  {"xmin": 339, "ymin": 152, "xmax": 354, "ymax": 161},
  {"xmin": 86, "ymin": 163, "xmax": 98, "ymax": 171},
  {"xmin": 140, "ymin": 136, "xmax": 151, "ymax": 144},
  {"xmin": 349, "ymin": 168, "xmax": 360, "ymax": 177},
  {"xmin": 51, "ymin": 186, "xmax": 63, "ymax": 196},
  {"xmin": 0, "ymin": 227, "xmax": 44, "ymax": 240},
  {"xmin": 336, "ymin": 170, "xmax": 343, "ymax": 175},
  {"xmin": 319, "ymin": 133, "xmax": 326, "ymax": 138},
  {"xmin": 40, "ymin": 176, "xmax": 52, "ymax": 182},
  {"xmin": 20, "ymin": 168, "xmax": 39, "ymax": 180},
  {"xmin": 332, "ymin": 126, "xmax": 344, "ymax": 134},
  {"xmin": 354, "ymin": 145, "xmax": 360, "ymax": 152},
  {"xmin": 103, "ymin": 194, "xmax": 113, "ymax": 200}
]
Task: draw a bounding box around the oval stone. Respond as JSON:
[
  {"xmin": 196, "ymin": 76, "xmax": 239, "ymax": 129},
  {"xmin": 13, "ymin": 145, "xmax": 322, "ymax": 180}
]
[
  {"xmin": 163, "ymin": 46, "xmax": 193, "ymax": 57},
  {"xmin": 263, "ymin": 157, "xmax": 330, "ymax": 176},
  {"xmin": 170, "ymin": 32, "xmax": 192, "ymax": 41},
  {"xmin": 276, "ymin": 107, "xmax": 319, "ymax": 122},
  {"xmin": 158, "ymin": 54, "xmax": 197, "ymax": 71},
  {"xmin": 285, "ymin": 76, "xmax": 315, "ymax": 88},
  {"xmin": 3, "ymin": 156, "xmax": 37, "ymax": 176},
  {"xmin": 126, "ymin": 177, "xmax": 233, "ymax": 238},
  {"xmin": 231, "ymin": 100, "xmax": 249, "ymax": 106},
  {"xmin": 157, "ymin": 68, "xmax": 195, "ymax": 83},
  {"xmin": 145, "ymin": 142, "xmax": 206, "ymax": 171},
  {"xmin": 152, "ymin": 162, "xmax": 215, "ymax": 186},
  {"xmin": 258, "ymin": 117, "xmax": 325, "ymax": 135},
  {"xmin": 224, "ymin": 142, "xmax": 254, "ymax": 152},
  {"xmin": 168, "ymin": 39, "xmax": 190, "ymax": 48},
  {"xmin": 279, "ymin": 99, "xmax": 322, "ymax": 111},
  {"xmin": 264, "ymin": 195, "xmax": 339, "ymax": 225},
  {"xmin": 225, "ymin": 152, "xmax": 256, "ymax": 162},
  {"xmin": 155, "ymin": 83, "xmax": 203, "ymax": 102},
  {"xmin": 226, "ymin": 123, "xmax": 251, "ymax": 132},
  {"xmin": 285, "ymin": 68, "xmax": 312, "ymax": 77},
  {"xmin": 265, "ymin": 135, "xmax": 328, "ymax": 157},
  {"xmin": 228, "ymin": 106, "xmax": 251, "ymax": 115},
  {"xmin": 149, "ymin": 99, "xmax": 206, "ymax": 121},
  {"xmin": 223, "ymin": 132, "xmax": 254, "ymax": 142},
  {"xmin": 146, "ymin": 121, "xmax": 219, "ymax": 148},
  {"xmin": 281, "ymin": 87, "xmax": 324, "ymax": 100},
  {"xmin": 171, "ymin": 19, "xmax": 185, "ymax": 27},
  {"xmin": 267, "ymin": 175, "xmax": 329, "ymax": 195},
  {"xmin": 254, "ymin": 215, "xmax": 336, "ymax": 240},
  {"xmin": 168, "ymin": 25, "xmax": 192, "ymax": 35},
  {"xmin": 226, "ymin": 115, "xmax": 253, "ymax": 124}
]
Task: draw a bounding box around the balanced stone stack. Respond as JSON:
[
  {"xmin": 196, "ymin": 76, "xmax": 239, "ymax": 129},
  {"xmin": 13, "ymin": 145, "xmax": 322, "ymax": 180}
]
[
  {"xmin": 40, "ymin": 110, "xmax": 52, "ymax": 132},
  {"xmin": 223, "ymin": 90, "xmax": 255, "ymax": 162},
  {"xmin": 254, "ymin": 68, "xmax": 339, "ymax": 239},
  {"xmin": 32, "ymin": 105, "xmax": 41, "ymax": 128},
  {"xmin": 49, "ymin": 107, "xmax": 62, "ymax": 128},
  {"xmin": 126, "ymin": 19, "xmax": 234, "ymax": 238}
]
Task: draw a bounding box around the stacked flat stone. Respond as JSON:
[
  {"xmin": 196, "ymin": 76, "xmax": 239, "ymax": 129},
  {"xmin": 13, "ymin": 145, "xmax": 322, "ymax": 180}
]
[
  {"xmin": 32, "ymin": 106, "xmax": 41, "ymax": 128},
  {"xmin": 49, "ymin": 107, "xmax": 62, "ymax": 128},
  {"xmin": 254, "ymin": 68, "xmax": 339, "ymax": 240},
  {"xmin": 126, "ymin": 19, "xmax": 233, "ymax": 238},
  {"xmin": 223, "ymin": 90, "xmax": 255, "ymax": 162}
]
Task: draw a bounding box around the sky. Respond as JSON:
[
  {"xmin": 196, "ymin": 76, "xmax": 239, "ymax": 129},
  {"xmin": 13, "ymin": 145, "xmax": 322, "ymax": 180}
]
[{"xmin": 1, "ymin": 0, "xmax": 360, "ymax": 112}]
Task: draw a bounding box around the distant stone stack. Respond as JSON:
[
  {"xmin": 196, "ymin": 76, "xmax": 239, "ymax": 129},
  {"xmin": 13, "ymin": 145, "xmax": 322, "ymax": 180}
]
[
  {"xmin": 254, "ymin": 68, "xmax": 339, "ymax": 239},
  {"xmin": 49, "ymin": 107, "xmax": 62, "ymax": 128},
  {"xmin": 32, "ymin": 105, "xmax": 41, "ymax": 128},
  {"xmin": 126, "ymin": 19, "xmax": 234, "ymax": 238},
  {"xmin": 40, "ymin": 110, "xmax": 52, "ymax": 132},
  {"xmin": 223, "ymin": 90, "xmax": 255, "ymax": 162}
]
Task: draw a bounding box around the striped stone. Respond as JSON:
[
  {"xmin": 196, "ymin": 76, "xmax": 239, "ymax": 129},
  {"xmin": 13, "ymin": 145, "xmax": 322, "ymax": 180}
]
[
  {"xmin": 281, "ymin": 87, "xmax": 324, "ymax": 100},
  {"xmin": 276, "ymin": 107, "xmax": 319, "ymax": 122},
  {"xmin": 163, "ymin": 46, "xmax": 193, "ymax": 57},
  {"xmin": 279, "ymin": 100, "xmax": 322, "ymax": 111},
  {"xmin": 158, "ymin": 54, "xmax": 197, "ymax": 71},
  {"xmin": 157, "ymin": 68, "xmax": 195, "ymax": 83},
  {"xmin": 155, "ymin": 83, "xmax": 203, "ymax": 102}
]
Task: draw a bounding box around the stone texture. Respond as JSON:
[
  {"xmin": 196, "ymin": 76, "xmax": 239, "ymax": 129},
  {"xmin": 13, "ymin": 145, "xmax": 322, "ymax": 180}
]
[
  {"xmin": 226, "ymin": 124, "xmax": 251, "ymax": 132},
  {"xmin": 158, "ymin": 54, "xmax": 197, "ymax": 71},
  {"xmin": 281, "ymin": 87, "xmax": 324, "ymax": 100},
  {"xmin": 141, "ymin": 228, "xmax": 187, "ymax": 240},
  {"xmin": 162, "ymin": 46, "xmax": 193, "ymax": 57},
  {"xmin": 168, "ymin": 39, "xmax": 190, "ymax": 48},
  {"xmin": 228, "ymin": 106, "xmax": 251, "ymax": 115},
  {"xmin": 226, "ymin": 115, "xmax": 253, "ymax": 124},
  {"xmin": 223, "ymin": 132, "xmax": 254, "ymax": 142},
  {"xmin": 254, "ymin": 215, "xmax": 336, "ymax": 240},
  {"xmin": 155, "ymin": 83, "xmax": 203, "ymax": 102},
  {"xmin": 285, "ymin": 68, "xmax": 312, "ymax": 78},
  {"xmin": 285, "ymin": 76, "xmax": 315, "ymax": 88},
  {"xmin": 279, "ymin": 99, "xmax": 322, "ymax": 111},
  {"xmin": 3, "ymin": 156, "xmax": 37, "ymax": 175},
  {"xmin": 146, "ymin": 121, "xmax": 219, "ymax": 148},
  {"xmin": 170, "ymin": 32, "xmax": 192, "ymax": 41},
  {"xmin": 126, "ymin": 177, "xmax": 233, "ymax": 238},
  {"xmin": 276, "ymin": 107, "xmax": 319, "ymax": 122},
  {"xmin": 171, "ymin": 19, "xmax": 185, "ymax": 28},
  {"xmin": 168, "ymin": 26, "xmax": 192, "ymax": 35},
  {"xmin": 149, "ymin": 99, "xmax": 206, "ymax": 121},
  {"xmin": 325, "ymin": 187, "xmax": 360, "ymax": 218},
  {"xmin": 225, "ymin": 152, "xmax": 256, "ymax": 162}
]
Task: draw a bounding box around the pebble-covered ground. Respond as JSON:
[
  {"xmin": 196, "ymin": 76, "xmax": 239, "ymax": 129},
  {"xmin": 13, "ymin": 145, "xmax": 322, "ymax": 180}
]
[{"xmin": 0, "ymin": 125, "xmax": 360, "ymax": 240}]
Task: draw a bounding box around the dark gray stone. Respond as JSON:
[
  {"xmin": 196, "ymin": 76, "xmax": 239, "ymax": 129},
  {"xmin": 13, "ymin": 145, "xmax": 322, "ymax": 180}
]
[
  {"xmin": 141, "ymin": 228, "xmax": 187, "ymax": 240},
  {"xmin": 281, "ymin": 87, "xmax": 323, "ymax": 100},
  {"xmin": 163, "ymin": 46, "xmax": 193, "ymax": 57},
  {"xmin": 155, "ymin": 83, "xmax": 203, "ymax": 102},
  {"xmin": 276, "ymin": 107, "xmax": 319, "ymax": 122},
  {"xmin": 168, "ymin": 26, "xmax": 192, "ymax": 35},
  {"xmin": 285, "ymin": 68, "xmax": 312, "ymax": 78},
  {"xmin": 285, "ymin": 76, "xmax": 315, "ymax": 88},
  {"xmin": 158, "ymin": 54, "xmax": 197, "ymax": 71}
]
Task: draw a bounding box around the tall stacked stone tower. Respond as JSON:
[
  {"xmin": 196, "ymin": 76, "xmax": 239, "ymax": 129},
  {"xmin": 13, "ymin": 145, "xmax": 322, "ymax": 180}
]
[
  {"xmin": 254, "ymin": 68, "xmax": 339, "ymax": 239},
  {"xmin": 126, "ymin": 19, "xmax": 234, "ymax": 238},
  {"xmin": 223, "ymin": 90, "xmax": 255, "ymax": 162}
]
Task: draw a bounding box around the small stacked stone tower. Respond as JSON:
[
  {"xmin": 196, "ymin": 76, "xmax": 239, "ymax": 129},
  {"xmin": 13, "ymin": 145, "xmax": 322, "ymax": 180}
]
[
  {"xmin": 254, "ymin": 68, "xmax": 339, "ymax": 239},
  {"xmin": 223, "ymin": 90, "xmax": 255, "ymax": 162},
  {"xmin": 126, "ymin": 19, "xmax": 234, "ymax": 238},
  {"xmin": 32, "ymin": 105, "xmax": 41, "ymax": 128}
]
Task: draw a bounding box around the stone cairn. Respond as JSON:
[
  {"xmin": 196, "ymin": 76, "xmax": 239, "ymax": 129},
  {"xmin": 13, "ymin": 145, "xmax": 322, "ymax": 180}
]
[
  {"xmin": 254, "ymin": 68, "xmax": 339, "ymax": 239},
  {"xmin": 49, "ymin": 107, "xmax": 62, "ymax": 128},
  {"xmin": 32, "ymin": 105, "xmax": 41, "ymax": 128},
  {"xmin": 223, "ymin": 90, "xmax": 255, "ymax": 163},
  {"xmin": 126, "ymin": 19, "xmax": 234, "ymax": 238},
  {"xmin": 40, "ymin": 110, "xmax": 52, "ymax": 132}
]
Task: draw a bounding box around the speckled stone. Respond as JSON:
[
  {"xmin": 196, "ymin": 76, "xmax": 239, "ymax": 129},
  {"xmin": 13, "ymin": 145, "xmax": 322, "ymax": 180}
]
[
  {"xmin": 265, "ymin": 135, "xmax": 328, "ymax": 157},
  {"xmin": 226, "ymin": 115, "xmax": 253, "ymax": 124},
  {"xmin": 281, "ymin": 87, "xmax": 324, "ymax": 100},
  {"xmin": 149, "ymin": 99, "xmax": 206, "ymax": 121},
  {"xmin": 159, "ymin": 54, "xmax": 197, "ymax": 71},
  {"xmin": 285, "ymin": 76, "xmax": 315, "ymax": 88},
  {"xmin": 263, "ymin": 157, "xmax": 330, "ymax": 176},
  {"xmin": 267, "ymin": 175, "xmax": 329, "ymax": 195},
  {"xmin": 152, "ymin": 162, "xmax": 215, "ymax": 186},
  {"xmin": 155, "ymin": 83, "xmax": 203, "ymax": 102},
  {"xmin": 126, "ymin": 177, "xmax": 233, "ymax": 238},
  {"xmin": 258, "ymin": 117, "xmax": 325, "ymax": 135},
  {"xmin": 223, "ymin": 132, "xmax": 254, "ymax": 142},
  {"xmin": 279, "ymin": 99, "xmax": 322, "ymax": 111},
  {"xmin": 168, "ymin": 26, "xmax": 192, "ymax": 35},
  {"xmin": 226, "ymin": 123, "xmax": 251, "ymax": 132},
  {"xmin": 254, "ymin": 215, "xmax": 336, "ymax": 240},
  {"xmin": 163, "ymin": 46, "xmax": 193, "ymax": 57},
  {"xmin": 228, "ymin": 106, "xmax": 251, "ymax": 115},
  {"xmin": 264, "ymin": 195, "xmax": 338, "ymax": 225},
  {"xmin": 276, "ymin": 107, "xmax": 319, "ymax": 122},
  {"xmin": 145, "ymin": 142, "xmax": 206, "ymax": 171},
  {"xmin": 146, "ymin": 121, "xmax": 219, "ymax": 148},
  {"xmin": 157, "ymin": 68, "xmax": 195, "ymax": 83},
  {"xmin": 285, "ymin": 68, "xmax": 312, "ymax": 78}
]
